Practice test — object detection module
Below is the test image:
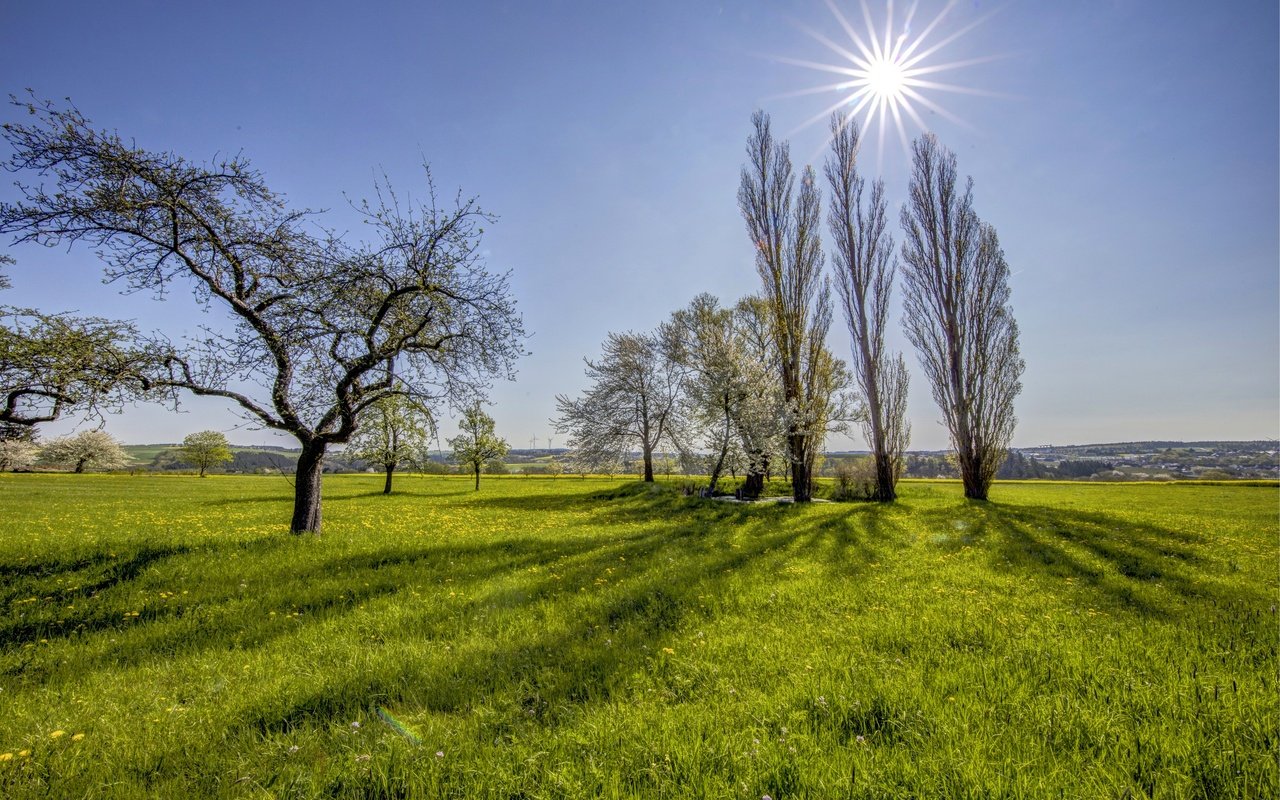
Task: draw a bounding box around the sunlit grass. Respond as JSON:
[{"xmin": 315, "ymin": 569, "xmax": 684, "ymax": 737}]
[{"xmin": 0, "ymin": 474, "xmax": 1275, "ymax": 798}]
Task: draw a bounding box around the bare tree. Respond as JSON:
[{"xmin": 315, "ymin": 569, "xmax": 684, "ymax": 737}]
[
  {"xmin": 0, "ymin": 97, "xmax": 524, "ymax": 531},
  {"xmin": 554, "ymin": 330, "xmax": 682, "ymax": 483},
  {"xmin": 825, "ymin": 115, "xmax": 911, "ymax": 501},
  {"xmin": 900, "ymin": 134, "xmax": 1023, "ymax": 500},
  {"xmin": 738, "ymin": 111, "xmax": 846, "ymax": 501}
]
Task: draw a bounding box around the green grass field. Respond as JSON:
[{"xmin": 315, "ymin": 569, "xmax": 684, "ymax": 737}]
[{"xmin": 0, "ymin": 474, "xmax": 1275, "ymax": 798}]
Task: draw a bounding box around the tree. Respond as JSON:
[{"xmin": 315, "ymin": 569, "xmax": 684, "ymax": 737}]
[
  {"xmin": 662, "ymin": 294, "xmax": 751, "ymax": 494},
  {"xmin": 900, "ymin": 134, "xmax": 1024, "ymax": 500},
  {"xmin": 0, "ymin": 424, "xmax": 38, "ymax": 471},
  {"xmin": 729, "ymin": 296, "xmax": 788, "ymax": 497},
  {"xmin": 0, "ymin": 255, "xmax": 158, "ymax": 428},
  {"xmin": 346, "ymin": 393, "xmax": 434, "ymax": 494},
  {"xmin": 554, "ymin": 331, "xmax": 683, "ymax": 483},
  {"xmin": 178, "ymin": 430, "xmax": 233, "ymax": 477},
  {"xmin": 38, "ymin": 429, "xmax": 130, "ymax": 473},
  {"xmin": 545, "ymin": 458, "xmax": 564, "ymax": 479},
  {"xmin": 448, "ymin": 403, "xmax": 509, "ymax": 490},
  {"xmin": 0, "ymin": 96, "xmax": 524, "ymax": 532},
  {"xmin": 739, "ymin": 111, "xmax": 849, "ymax": 501},
  {"xmin": 825, "ymin": 115, "xmax": 911, "ymax": 502}
]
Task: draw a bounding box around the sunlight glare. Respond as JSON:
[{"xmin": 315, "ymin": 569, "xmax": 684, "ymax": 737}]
[
  {"xmin": 866, "ymin": 55, "xmax": 907, "ymax": 101},
  {"xmin": 773, "ymin": 0, "xmax": 1007, "ymax": 169}
]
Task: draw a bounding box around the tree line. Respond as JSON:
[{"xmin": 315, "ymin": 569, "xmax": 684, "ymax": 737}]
[{"xmin": 555, "ymin": 112, "xmax": 1023, "ymax": 502}]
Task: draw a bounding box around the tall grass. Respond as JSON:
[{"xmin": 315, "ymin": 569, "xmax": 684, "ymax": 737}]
[{"xmin": 0, "ymin": 474, "xmax": 1275, "ymax": 798}]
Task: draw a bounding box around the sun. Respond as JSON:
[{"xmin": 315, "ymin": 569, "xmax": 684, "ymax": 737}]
[
  {"xmin": 771, "ymin": 0, "xmax": 1006, "ymax": 168},
  {"xmin": 865, "ymin": 54, "xmax": 908, "ymax": 102}
]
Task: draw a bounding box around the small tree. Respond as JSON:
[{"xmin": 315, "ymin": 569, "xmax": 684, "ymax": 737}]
[
  {"xmin": 178, "ymin": 430, "xmax": 233, "ymax": 477},
  {"xmin": 900, "ymin": 134, "xmax": 1024, "ymax": 500},
  {"xmin": 39, "ymin": 429, "xmax": 130, "ymax": 473},
  {"xmin": 346, "ymin": 394, "xmax": 434, "ymax": 494},
  {"xmin": 546, "ymin": 458, "xmax": 564, "ymax": 479},
  {"xmin": 448, "ymin": 404, "xmax": 509, "ymax": 490}
]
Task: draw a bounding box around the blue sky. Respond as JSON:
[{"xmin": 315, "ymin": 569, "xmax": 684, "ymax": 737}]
[{"xmin": 2, "ymin": 0, "xmax": 1276, "ymax": 450}]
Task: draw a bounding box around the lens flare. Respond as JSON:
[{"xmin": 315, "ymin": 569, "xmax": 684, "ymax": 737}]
[{"xmin": 770, "ymin": 0, "xmax": 1008, "ymax": 168}]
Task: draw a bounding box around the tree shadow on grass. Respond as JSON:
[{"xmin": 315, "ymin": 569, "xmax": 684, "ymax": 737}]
[
  {"xmin": 962, "ymin": 502, "xmax": 1262, "ymax": 618},
  {"xmin": 5, "ymin": 478, "xmax": 888, "ymax": 779},
  {"xmin": 241, "ymin": 491, "xmax": 877, "ymax": 736}
]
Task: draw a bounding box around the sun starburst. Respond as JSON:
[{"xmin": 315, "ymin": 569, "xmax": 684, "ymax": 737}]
[{"xmin": 771, "ymin": 0, "xmax": 1007, "ymax": 169}]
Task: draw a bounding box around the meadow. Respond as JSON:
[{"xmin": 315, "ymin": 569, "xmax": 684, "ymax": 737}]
[{"xmin": 0, "ymin": 473, "xmax": 1275, "ymax": 799}]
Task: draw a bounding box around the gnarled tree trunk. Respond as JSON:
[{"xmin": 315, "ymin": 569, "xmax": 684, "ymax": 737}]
[{"xmin": 383, "ymin": 462, "xmax": 395, "ymax": 495}]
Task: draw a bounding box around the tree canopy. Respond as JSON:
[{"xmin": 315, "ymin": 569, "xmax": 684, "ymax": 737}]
[
  {"xmin": 739, "ymin": 111, "xmax": 852, "ymax": 500},
  {"xmin": 345, "ymin": 393, "xmax": 435, "ymax": 494},
  {"xmin": 825, "ymin": 115, "xmax": 910, "ymax": 501},
  {"xmin": 178, "ymin": 430, "xmax": 233, "ymax": 477},
  {"xmin": 0, "ymin": 256, "xmax": 158, "ymax": 428},
  {"xmin": 38, "ymin": 429, "xmax": 130, "ymax": 473}
]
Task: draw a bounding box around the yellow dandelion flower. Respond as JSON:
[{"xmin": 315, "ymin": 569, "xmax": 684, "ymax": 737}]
[
  {"xmin": 18, "ymin": 750, "xmax": 30, "ymax": 758},
  {"xmin": 71, "ymin": 733, "xmax": 84, "ymax": 742},
  {"xmin": 50, "ymin": 730, "xmax": 65, "ymax": 739},
  {"xmin": 0, "ymin": 753, "xmax": 12, "ymax": 761},
  {"xmin": 662, "ymin": 647, "xmax": 675, "ymax": 655}
]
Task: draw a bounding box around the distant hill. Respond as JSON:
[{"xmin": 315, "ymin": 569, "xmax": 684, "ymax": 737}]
[{"xmin": 119, "ymin": 440, "xmax": 1277, "ymax": 480}]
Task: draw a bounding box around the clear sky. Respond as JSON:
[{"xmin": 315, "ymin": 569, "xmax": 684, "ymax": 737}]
[{"xmin": 2, "ymin": 0, "xmax": 1276, "ymax": 451}]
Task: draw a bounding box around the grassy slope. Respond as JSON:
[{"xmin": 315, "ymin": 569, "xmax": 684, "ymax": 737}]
[{"xmin": 0, "ymin": 475, "xmax": 1274, "ymax": 799}]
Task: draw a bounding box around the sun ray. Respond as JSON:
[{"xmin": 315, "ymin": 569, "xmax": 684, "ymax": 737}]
[
  {"xmin": 900, "ymin": 7, "xmax": 1001, "ymax": 70},
  {"xmin": 789, "ymin": 88, "xmax": 876, "ymax": 140},
  {"xmin": 859, "ymin": 0, "xmax": 885, "ymax": 61},
  {"xmin": 789, "ymin": 20, "xmax": 868, "ymax": 67},
  {"xmin": 902, "ymin": 79, "xmax": 1013, "ymax": 98},
  {"xmin": 890, "ymin": 96, "xmax": 912, "ymax": 157},
  {"xmin": 823, "ymin": 0, "xmax": 873, "ymax": 60},
  {"xmin": 763, "ymin": 81, "xmax": 866, "ymax": 103},
  {"xmin": 768, "ymin": 54, "xmax": 862, "ymax": 78},
  {"xmin": 902, "ymin": 53, "xmax": 1013, "ymax": 77},
  {"xmin": 875, "ymin": 93, "xmax": 889, "ymax": 172},
  {"xmin": 895, "ymin": 0, "xmax": 957, "ymax": 64}
]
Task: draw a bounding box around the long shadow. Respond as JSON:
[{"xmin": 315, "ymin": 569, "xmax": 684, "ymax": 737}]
[
  {"xmin": 2, "ymin": 485, "xmax": 783, "ymax": 675},
  {"xmin": 7, "ymin": 479, "xmax": 887, "ymax": 760},
  {"xmin": 5, "ymin": 525, "xmax": 668, "ymax": 678},
  {"xmin": 973, "ymin": 503, "xmax": 1262, "ymax": 618},
  {"xmin": 246, "ymin": 496, "xmax": 855, "ymax": 736},
  {"xmin": 0, "ymin": 543, "xmax": 191, "ymax": 617}
]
